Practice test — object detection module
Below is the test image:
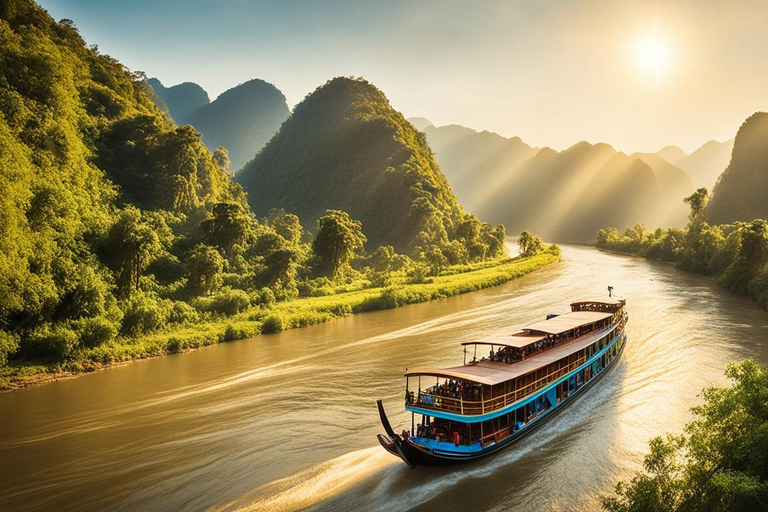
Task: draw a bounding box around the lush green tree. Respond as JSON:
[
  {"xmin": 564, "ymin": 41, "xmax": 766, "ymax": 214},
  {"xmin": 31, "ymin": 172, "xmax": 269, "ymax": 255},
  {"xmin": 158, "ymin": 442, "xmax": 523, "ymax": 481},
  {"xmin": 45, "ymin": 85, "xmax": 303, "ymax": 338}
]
[
  {"xmin": 312, "ymin": 210, "xmax": 367, "ymax": 278},
  {"xmin": 684, "ymin": 188, "xmax": 710, "ymax": 224},
  {"xmin": 201, "ymin": 201, "xmax": 252, "ymax": 258},
  {"xmin": 602, "ymin": 360, "xmax": 768, "ymax": 512},
  {"xmin": 518, "ymin": 230, "xmax": 544, "ymax": 257},
  {"xmin": 104, "ymin": 207, "xmax": 173, "ymax": 295},
  {"xmin": 265, "ymin": 208, "xmax": 303, "ymax": 245},
  {"xmin": 369, "ymin": 246, "xmax": 397, "ymax": 274},
  {"xmin": 186, "ymin": 245, "xmax": 224, "ymax": 296}
]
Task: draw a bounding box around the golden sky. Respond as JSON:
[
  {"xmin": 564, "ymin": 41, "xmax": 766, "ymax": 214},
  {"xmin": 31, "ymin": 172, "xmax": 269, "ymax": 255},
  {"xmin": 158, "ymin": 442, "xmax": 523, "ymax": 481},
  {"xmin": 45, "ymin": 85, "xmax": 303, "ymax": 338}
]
[{"xmin": 41, "ymin": 0, "xmax": 768, "ymax": 153}]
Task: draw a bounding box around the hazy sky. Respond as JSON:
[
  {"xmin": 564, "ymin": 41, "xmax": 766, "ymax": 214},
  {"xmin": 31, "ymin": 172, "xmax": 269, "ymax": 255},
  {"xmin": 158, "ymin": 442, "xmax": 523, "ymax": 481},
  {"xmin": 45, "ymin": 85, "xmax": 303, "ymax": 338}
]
[{"xmin": 39, "ymin": 0, "xmax": 768, "ymax": 153}]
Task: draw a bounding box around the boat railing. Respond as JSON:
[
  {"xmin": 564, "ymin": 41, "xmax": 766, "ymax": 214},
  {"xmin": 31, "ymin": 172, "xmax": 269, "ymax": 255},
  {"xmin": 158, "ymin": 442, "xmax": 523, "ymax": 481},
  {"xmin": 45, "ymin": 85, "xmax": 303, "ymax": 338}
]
[{"xmin": 412, "ymin": 352, "xmax": 592, "ymax": 416}]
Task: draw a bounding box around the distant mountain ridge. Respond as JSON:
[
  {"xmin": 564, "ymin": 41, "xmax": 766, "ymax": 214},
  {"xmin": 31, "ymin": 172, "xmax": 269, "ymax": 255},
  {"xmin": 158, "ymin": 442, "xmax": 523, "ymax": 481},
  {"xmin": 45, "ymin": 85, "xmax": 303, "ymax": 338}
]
[
  {"xmin": 420, "ymin": 123, "xmax": 539, "ymax": 212},
  {"xmin": 147, "ymin": 78, "xmax": 210, "ymax": 125},
  {"xmin": 149, "ymin": 78, "xmax": 290, "ymax": 171},
  {"xmin": 657, "ymin": 139, "xmax": 734, "ymax": 190},
  {"xmin": 416, "ymin": 121, "xmax": 697, "ymax": 243}
]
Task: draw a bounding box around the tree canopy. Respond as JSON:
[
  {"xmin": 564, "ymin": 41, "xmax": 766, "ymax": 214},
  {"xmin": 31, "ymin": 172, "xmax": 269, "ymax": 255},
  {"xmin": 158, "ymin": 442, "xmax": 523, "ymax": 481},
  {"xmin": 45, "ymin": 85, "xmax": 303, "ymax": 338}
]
[{"xmin": 602, "ymin": 360, "xmax": 768, "ymax": 512}]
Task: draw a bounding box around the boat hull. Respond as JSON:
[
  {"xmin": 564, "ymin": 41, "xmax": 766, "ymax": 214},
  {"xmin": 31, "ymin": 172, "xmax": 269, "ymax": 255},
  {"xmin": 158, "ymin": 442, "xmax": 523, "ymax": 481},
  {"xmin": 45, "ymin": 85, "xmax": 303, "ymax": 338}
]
[{"xmin": 377, "ymin": 332, "xmax": 626, "ymax": 467}]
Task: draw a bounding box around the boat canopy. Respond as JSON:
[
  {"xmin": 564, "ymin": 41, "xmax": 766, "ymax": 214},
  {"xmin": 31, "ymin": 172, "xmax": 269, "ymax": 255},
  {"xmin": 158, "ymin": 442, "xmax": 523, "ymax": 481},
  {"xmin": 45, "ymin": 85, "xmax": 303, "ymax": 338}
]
[
  {"xmin": 460, "ymin": 332, "xmax": 546, "ymax": 349},
  {"xmin": 405, "ymin": 323, "xmax": 616, "ymax": 386},
  {"xmin": 523, "ymin": 310, "xmax": 612, "ymax": 335},
  {"xmin": 570, "ymin": 297, "xmax": 623, "ymax": 307}
]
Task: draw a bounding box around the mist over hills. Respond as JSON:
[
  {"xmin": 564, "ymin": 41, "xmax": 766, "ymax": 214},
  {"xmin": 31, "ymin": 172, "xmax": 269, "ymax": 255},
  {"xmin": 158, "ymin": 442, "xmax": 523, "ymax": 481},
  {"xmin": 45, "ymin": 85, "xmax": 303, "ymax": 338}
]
[
  {"xmin": 657, "ymin": 139, "xmax": 734, "ymax": 190},
  {"xmin": 149, "ymin": 78, "xmax": 290, "ymax": 171},
  {"xmin": 238, "ymin": 77, "xmax": 504, "ymax": 254},
  {"xmin": 707, "ymin": 113, "xmax": 768, "ymax": 224},
  {"xmin": 417, "ymin": 122, "xmax": 696, "ymax": 243},
  {"xmin": 408, "ymin": 117, "xmax": 434, "ymax": 131},
  {"xmin": 420, "ymin": 123, "xmax": 539, "ymax": 213},
  {"xmin": 477, "ymin": 142, "xmax": 696, "ymax": 242}
]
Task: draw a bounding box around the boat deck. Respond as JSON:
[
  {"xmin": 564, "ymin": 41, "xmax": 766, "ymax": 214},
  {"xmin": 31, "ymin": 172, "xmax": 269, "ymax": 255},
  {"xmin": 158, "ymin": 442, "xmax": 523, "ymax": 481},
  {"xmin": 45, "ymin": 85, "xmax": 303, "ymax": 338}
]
[{"xmin": 406, "ymin": 321, "xmax": 615, "ymax": 386}]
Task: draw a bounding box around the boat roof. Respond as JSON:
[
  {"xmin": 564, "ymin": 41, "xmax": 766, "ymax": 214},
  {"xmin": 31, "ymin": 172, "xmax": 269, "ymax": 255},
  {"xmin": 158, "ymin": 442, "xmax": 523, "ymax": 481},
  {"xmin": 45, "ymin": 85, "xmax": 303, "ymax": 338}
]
[
  {"xmin": 406, "ymin": 324, "xmax": 613, "ymax": 385},
  {"xmin": 461, "ymin": 332, "xmax": 546, "ymax": 349},
  {"xmin": 570, "ymin": 297, "xmax": 623, "ymax": 306},
  {"xmin": 523, "ymin": 310, "xmax": 612, "ymax": 335}
]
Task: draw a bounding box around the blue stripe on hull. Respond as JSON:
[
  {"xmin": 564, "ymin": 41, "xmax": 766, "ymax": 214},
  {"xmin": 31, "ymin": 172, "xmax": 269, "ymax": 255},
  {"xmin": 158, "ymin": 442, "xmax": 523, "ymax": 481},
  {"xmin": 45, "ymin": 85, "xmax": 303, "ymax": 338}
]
[{"xmin": 407, "ymin": 328, "xmax": 626, "ymax": 424}]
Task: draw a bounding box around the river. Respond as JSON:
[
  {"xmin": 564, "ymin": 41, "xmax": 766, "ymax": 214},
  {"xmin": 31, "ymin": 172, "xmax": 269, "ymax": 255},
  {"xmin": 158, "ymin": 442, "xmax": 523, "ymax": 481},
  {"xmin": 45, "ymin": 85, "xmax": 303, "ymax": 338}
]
[{"xmin": 1, "ymin": 245, "xmax": 767, "ymax": 511}]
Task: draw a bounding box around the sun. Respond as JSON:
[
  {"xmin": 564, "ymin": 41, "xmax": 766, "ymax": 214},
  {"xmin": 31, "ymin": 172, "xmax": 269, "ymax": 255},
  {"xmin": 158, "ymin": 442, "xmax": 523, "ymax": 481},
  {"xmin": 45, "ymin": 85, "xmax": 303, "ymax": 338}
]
[{"xmin": 634, "ymin": 35, "xmax": 672, "ymax": 74}]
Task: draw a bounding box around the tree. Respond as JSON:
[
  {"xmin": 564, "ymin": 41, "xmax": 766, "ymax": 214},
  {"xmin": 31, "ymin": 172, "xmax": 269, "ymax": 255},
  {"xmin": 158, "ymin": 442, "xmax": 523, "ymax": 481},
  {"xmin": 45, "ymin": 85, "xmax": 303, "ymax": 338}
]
[
  {"xmin": 602, "ymin": 360, "xmax": 768, "ymax": 512},
  {"xmin": 104, "ymin": 207, "xmax": 173, "ymax": 295},
  {"xmin": 684, "ymin": 188, "xmax": 710, "ymax": 224},
  {"xmin": 212, "ymin": 146, "xmax": 231, "ymax": 174},
  {"xmin": 265, "ymin": 208, "xmax": 303, "ymax": 245},
  {"xmin": 186, "ymin": 245, "xmax": 224, "ymax": 296},
  {"xmin": 311, "ymin": 210, "xmax": 367, "ymax": 278},
  {"xmin": 518, "ymin": 230, "xmax": 544, "ymax": 257},
  {"xmin": 201, "ymin": 201, "xmax": 252, "ymax": 258}
]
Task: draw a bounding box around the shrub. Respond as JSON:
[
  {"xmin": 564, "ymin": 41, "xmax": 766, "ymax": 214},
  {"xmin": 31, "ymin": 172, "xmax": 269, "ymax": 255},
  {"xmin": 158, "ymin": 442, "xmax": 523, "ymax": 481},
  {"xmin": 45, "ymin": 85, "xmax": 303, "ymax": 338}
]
[
  {"xmin": 221, "ymin": 324, "xmax": 248, "ymax": 342},
  {"xmin": 208, "ymin": 287, "xmax": 251, "ymax": 316},
  {"xmin": 167, "ymin": 301, "xmax": 199, "ymax": 324},
  {"xmin": 259, "ymin": 287, "xmax": 276, "ymax": 305},
  {"xmin": 262, "ymin": 314, "xmax": 285, "ymax": 334},
  {"xmin": 77, "ymin": 317, "xmax": 119, "ymax": 348},
  {"xmin": 0, "ymin": 330, "xmax": 20, "ymax": 366},
  {"xmin": 24, "ymin": 324, "xmax": 79, "ymax": 361},
  {"xmin": 121, "ymin": 293, "xmax": 166, "ymax": 337}
]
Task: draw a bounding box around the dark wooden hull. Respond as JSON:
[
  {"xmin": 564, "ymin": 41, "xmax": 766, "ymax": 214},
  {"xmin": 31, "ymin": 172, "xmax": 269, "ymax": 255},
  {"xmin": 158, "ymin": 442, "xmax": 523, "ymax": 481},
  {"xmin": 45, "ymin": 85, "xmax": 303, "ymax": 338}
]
[{"xmin": 377, "ymin": 334, "xmax": 626, "ymax": 467}]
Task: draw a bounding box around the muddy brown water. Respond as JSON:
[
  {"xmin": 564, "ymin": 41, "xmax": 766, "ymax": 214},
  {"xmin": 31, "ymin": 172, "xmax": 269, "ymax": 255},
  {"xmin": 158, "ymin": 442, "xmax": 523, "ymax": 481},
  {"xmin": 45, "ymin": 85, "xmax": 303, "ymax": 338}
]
[{"xmin": 1, "ymin": 245, "xmax": 767, "ymax": 511}]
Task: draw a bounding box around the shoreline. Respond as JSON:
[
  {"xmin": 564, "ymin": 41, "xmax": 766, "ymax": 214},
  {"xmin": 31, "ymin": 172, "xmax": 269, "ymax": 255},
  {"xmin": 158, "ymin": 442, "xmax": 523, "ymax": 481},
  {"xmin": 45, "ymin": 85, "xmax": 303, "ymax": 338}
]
[{"xmin": 1, "ymin": 252, "xmax": 560, "ymax": 392}]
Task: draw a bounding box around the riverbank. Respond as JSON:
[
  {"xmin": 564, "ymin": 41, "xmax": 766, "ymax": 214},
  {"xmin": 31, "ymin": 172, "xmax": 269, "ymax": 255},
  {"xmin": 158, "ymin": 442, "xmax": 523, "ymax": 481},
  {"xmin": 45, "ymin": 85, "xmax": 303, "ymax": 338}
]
[{"xmin": 0, "ymin": 250, "xmax": 559, "ymax": 391}]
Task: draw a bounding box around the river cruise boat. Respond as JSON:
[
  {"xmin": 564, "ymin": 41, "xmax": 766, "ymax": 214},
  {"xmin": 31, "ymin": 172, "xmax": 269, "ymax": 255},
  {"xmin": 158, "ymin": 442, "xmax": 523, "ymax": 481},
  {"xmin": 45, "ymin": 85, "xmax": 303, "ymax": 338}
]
[{"xmin": 377, "ymin": 296, "xmax": 628, "ymax": 467}]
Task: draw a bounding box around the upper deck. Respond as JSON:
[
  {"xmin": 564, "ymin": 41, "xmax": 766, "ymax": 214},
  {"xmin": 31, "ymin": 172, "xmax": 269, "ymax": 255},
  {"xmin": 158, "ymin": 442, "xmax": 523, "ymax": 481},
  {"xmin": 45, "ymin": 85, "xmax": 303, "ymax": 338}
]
[{"xmin": 403, "ymin": 297, "xmax": 627, "ymax": 417}]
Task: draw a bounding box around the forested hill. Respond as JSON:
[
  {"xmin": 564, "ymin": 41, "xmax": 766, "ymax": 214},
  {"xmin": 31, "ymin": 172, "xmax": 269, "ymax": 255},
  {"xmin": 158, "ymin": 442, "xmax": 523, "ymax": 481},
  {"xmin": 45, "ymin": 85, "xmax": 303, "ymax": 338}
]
[
  {"xmin": 0, "ymin": 0, "xmax": 243, "ymax": 363},
  {"xmin": 147, "ymin": 78, "xmax": 210, "ymax": 125},
  {"xmin": 237, "ymin": 77, "xmax": 506, "ymax": 256},
  {"xmin": 707, "ymin": 112, "xmax": 768, "ymax": 224},
  {"xmin": 149, "ymin": 78, "xmax": 290, "ymax": 171}
]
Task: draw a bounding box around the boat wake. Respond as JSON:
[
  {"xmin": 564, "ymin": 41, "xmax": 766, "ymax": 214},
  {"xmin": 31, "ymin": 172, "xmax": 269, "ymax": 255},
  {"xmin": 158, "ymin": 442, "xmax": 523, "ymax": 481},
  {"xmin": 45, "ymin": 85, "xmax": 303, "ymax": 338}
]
[{"xmin": 210, "ymin": 447, "xmax": 396, "ymax": 512}]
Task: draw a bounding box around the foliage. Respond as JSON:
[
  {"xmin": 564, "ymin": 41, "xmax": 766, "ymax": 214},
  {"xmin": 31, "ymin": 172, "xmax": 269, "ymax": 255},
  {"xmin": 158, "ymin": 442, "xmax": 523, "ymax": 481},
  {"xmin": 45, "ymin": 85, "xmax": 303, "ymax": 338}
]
[
  {"xmin": 518, "ymin": 230, "xmax": 544, "ymax": 257},
  {"xmin": 236, "ymin": 76, "xmax": 507, "ymax": 260},
  {"xmin": 602, "ymin": 360, "xmax": 768, "ymax": 512},
  {"xmin": 186, "ymin": 244, "xmax": 224, "ymax": 296},
  {"xmin": 311, "ymin": 210, "xmax": 367, "ymax": 278},
  {"xmin": 707, "ymin": 112, "xmax": 768, "ymax": 225},
  {"xmin": 597, "ymin": 194, "xmax": 768, "ymax": 309}
]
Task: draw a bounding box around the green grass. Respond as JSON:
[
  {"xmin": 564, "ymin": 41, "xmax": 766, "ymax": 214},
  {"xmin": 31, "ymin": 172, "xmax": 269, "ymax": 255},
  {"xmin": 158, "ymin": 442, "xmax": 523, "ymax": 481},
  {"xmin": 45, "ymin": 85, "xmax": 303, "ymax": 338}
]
[{"xmin": 0, "ymin": 252, "xmax": 559, "ymax": 391}]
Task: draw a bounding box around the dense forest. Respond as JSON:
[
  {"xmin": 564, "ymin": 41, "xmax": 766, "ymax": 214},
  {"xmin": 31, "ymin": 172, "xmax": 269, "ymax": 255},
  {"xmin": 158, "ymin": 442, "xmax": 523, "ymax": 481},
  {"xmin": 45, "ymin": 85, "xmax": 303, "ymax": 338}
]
[
  {"xmin": 597, "ymin": 188, "xmax": 768, "ymax": 309},
  {"xmin": 602, "ymin": 360, "xmax": 768, "ymax": 512},
  {"xmin": 418, "ymin": 123, "xmax": 703, "ymax": 243},
  {"xmin": 149, "ymin": 77, "xmax": 290, "ymax": 172},
  {"xmin": 707, "ymin": 112, "xmax": 768, "ymax": 225},
  {"xmin": 0, "ymin": 0, "xmax": 529, "ymax": 376},
  {"xmin": 237, "ymin": 77, "xmax": 508, "ymax": 258}
]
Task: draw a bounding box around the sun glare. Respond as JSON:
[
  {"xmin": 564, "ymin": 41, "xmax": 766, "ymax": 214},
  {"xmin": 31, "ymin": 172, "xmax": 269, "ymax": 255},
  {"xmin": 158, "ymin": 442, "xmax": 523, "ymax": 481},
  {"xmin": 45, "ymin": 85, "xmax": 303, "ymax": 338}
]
[{"xmin": 634, "ymin": 35, "xmax": 672, "ymax": 75}]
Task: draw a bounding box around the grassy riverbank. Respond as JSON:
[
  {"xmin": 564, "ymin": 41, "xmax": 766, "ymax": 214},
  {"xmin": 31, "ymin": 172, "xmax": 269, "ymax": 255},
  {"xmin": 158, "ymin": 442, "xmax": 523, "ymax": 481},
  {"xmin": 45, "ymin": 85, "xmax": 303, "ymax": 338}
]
[{"xmin": 0, "ymin": 250, "xmax": 559, "ymax": 391}]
